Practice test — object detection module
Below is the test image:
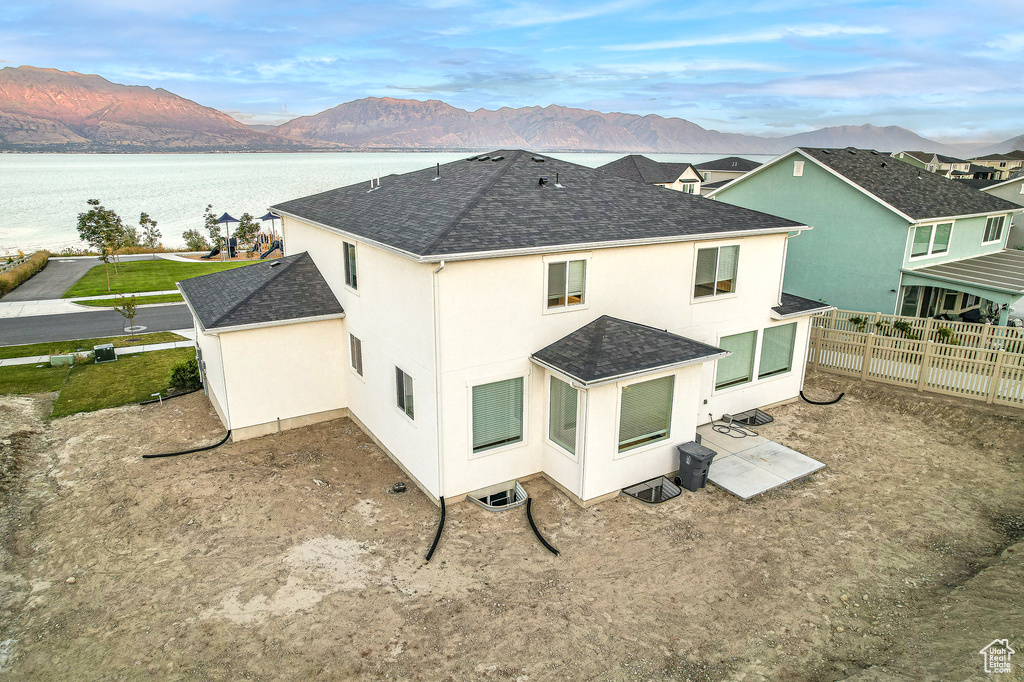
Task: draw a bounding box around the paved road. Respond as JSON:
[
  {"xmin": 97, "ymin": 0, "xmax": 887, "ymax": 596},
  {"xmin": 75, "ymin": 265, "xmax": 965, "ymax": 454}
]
[
  {"xmin": 1, "ymin": 254, "xmax": 159, "ymax": 302},
  {"xmin": 0, "ymin": 304, "xmax": 194, "ymax": 346}
]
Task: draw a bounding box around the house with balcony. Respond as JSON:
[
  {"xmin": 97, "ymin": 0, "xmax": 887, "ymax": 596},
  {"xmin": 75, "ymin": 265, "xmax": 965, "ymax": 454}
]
[
  {"xmin": 970, "ymin": 151, "xmax": 1024, "ymax": 180},
  {"xmin": 708, "ymin": 147, "xmax": 1024, "ymax": 324},
  {"xmin": 597, "ymin": 155, "xmax": 704, "ymax": 193},
  {"xmin": 177, "ymin": 151, "xmax": 829, "ymax": 507}
]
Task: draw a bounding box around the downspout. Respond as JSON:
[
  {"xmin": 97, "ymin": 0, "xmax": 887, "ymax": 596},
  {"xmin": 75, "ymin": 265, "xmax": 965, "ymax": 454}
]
[
  {"xmin": 432, "ymin": 260, "xmax": 446, "ymax": 501},
  {"xmin": 574, "ymin": 381, "xmax": 589, "ymax": 503}
]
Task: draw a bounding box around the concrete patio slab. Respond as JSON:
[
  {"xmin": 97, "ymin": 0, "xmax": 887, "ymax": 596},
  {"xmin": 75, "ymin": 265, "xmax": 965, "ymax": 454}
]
[{"xmin": 697, "ymin": 423, "xmax": 825, "ymax": 500}]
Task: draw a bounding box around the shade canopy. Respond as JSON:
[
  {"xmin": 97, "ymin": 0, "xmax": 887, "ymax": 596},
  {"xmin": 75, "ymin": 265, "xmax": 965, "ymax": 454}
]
[
  {"xmin": 259, "ymin": 212, "xmax": 278, "ymax": 222},
  {"xmin": 217, "ymin": 213, "xmax": 239, "ymax": 224}
]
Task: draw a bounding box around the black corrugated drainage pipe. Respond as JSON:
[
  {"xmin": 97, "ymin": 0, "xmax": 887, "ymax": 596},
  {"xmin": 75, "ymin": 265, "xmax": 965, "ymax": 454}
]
[
  {"xmin": 139, "ymin": 387, "xmax": 202, "ymax": 405},
  {"xmin": 142, "ymin": 430, "xmax": 231, "ymax": 459},
  {"xmin": 424, "ymin": 496, "xmax": 446, "ymax": 562},
  {"xmin": 526, "ymin": 498, "xmax": 559, "ymax": 556},
  {"xmin": 800, "ymin": 390, "xmax": 845, "ymax": 405}
]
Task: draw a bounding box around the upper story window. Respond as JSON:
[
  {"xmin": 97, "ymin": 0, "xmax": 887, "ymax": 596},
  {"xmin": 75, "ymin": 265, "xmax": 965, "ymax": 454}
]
[
  {"xmin": 694, "ymin": 245, "xmax": 739, "ymax": 298},
  {"xmin": 680, "ymin": 182, "xmax": 696, "ymax": 194},
  {"xmin": 343, "ymin": 241, "xmax": 358, "ymax": 289},
  {"xmin": 793, "ymin": 160, "xmax": 804, "ymax": 177},
  {"xmin": 984, "ymin": 216, "xmax": 1005, "ymax": 243},
  {"xmin": 547, "ymin": 259, "xmax": 586, "ymax": 309},
  {"xmin": 910, "ymin": 222, "xmax": 952, "ymax": 258}
]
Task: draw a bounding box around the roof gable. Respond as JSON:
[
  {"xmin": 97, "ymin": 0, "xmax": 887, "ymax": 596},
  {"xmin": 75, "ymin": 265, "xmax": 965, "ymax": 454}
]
[
  {"xmin": 531, "ymin": 315, "xmax": 727, "ymax": 385},
  {"xmin": 272, "ymin": 150, "xmax": 803, "ymax": 260},
  {"xmin": 695, "ymin": 156, "xmax": 761, "ymax": 173},
  {"xmin": 178, "ymin": 253, "xmax": 344, "ymax": 331}
]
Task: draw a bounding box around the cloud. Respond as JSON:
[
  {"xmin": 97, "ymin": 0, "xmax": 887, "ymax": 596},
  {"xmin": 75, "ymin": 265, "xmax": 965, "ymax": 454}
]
[
  {"xmin": 606, "ymin": 24, "xmax": 889, "ymax": 51},
  {"xmin": 479, "ymin": 0, "xmax": 648, "ymax": 29}
]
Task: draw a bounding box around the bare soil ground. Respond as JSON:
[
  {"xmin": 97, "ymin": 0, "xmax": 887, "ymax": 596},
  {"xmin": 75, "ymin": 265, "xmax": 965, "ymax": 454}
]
[{"xmin": 1, "ymin": 372, "xmax": 1022, "ymax": 681}]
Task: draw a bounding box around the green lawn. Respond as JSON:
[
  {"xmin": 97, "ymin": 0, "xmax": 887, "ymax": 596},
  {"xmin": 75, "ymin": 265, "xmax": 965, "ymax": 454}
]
[
  {"xmin": 0, "ymin": 332, "xmax": 186, "ymax": 360},
  {"xmin": 74, "ymin": 293, "xmax": 184, "ymax": 308},
  {"xmin": 63, "ymin": 260, "xmax": 253, "ymax": 297},
  {"xmin": 49, "ymin": 347, "xmax": 195, "ymax": 419},
  {"xmin": 0, "ymin": 364, "xmax": 70, "ymax": 395}
]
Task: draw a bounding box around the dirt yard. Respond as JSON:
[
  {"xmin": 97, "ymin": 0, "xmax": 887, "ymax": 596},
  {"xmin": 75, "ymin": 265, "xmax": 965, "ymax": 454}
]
[{"xmin": 1, "ymin": 372, "xmax": 1022, "ymax": 681}]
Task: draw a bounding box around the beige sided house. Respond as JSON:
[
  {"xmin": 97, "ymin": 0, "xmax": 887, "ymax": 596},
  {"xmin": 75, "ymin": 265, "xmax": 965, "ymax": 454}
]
[
  {"xmin": 178, "ymin": 151, "xmax": 828, "ymax": 506},
  {"xmin": 597, "ymin": 155, "xmax": 704, "ymax": 194}
]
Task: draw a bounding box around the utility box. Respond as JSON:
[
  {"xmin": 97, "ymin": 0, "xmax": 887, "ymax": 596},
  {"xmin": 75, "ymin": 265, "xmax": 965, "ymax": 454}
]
[
  {"xmin": 94, "ymin": 343, "xmax": 117, "ymax": 363},
  {"xmin": 676, "ymin": 441, "xmax": 717, "ymax": 492}
]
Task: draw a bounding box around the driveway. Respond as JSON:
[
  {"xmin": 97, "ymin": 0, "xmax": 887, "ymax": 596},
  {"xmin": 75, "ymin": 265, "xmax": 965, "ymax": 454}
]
[
  {"xmin": 1, "ymin": 254, "xmax": 157, "ymax": 302},
  {"xmin": 0, "ymin": 304, "xmax": 194, "ymax": 345}
]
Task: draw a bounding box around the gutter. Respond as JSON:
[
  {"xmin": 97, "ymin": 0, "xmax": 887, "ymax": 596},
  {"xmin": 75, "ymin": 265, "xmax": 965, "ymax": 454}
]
[{"xmin": 529, "ymin": 352, "xmax": 731, "ymax": 390}]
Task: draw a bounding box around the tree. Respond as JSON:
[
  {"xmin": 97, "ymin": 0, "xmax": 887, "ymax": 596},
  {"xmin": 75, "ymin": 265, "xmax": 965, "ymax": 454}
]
[
  {"xmin": 76, "ymin": 199, "xmax": 124, "ymax": 291},
  {"xmin": 140, "ymin": 212, "xmax": 161, "ymax": 259},
  {"xmin": 203, "ymin": 204, "xmax": 220, "ymax": 251},
  {"xmin": 121, "ymin": 224, "xmax": 142, "ymax": 249},
  {"xmin": 182, "ymin": 229, "xmax": 210, "ymax": 252},
  {"xmin": 115, "ymin": 294, "xmax": 138, "ymax": 341},
  {"xmin": 234, "ymin": 213, "xmax": 260, "ymax": 259}
]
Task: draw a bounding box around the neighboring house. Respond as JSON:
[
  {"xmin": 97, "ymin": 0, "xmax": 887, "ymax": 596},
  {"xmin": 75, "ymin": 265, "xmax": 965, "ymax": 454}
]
[
  {"xmin": 893, "ymin": 151, "xmax": 974, "ymax": 177},
  {"xmin": 981, "ymin": 171, "xmax": 1024, "ymax": 248},
  {"xmin": 178, "ymin": 151, "xmax": 828, "ymax": 507},
  {"xmin": 931, "ymin": 153, "xmax": 971, "ymax": 176},
  {"xmin": 893, "ymin": 150, "xmax": 931, "ymax": 170},
  {"xmin": 695, "ymin": 156, "xmax": 762, "ymax": 185},
  {"xmin": 709, "ymin": 147, "xmax": 1024, "ymax": 323},
  {"xmin": 597, "ymin": 155, "xmax": 703, "ymax": 193},
  {"xmin": 951, "ymin": 164, "xmax": 999, "ymax": 181},
  {"xmin": 970, "ymin": 151, "xmax": 1024, "ymax": 179}
]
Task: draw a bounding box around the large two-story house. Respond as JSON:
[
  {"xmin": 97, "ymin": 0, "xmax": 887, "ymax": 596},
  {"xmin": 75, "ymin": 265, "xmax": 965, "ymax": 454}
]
[
  {"xmin": 178, "ymin": 151, "xmax": 828, "ymax": 506},
  {"xmin": 709, "ymin": 148, "xmax": 1024, "ymax": 323},
  {"xmin": 597, "ymin": 155, "xmax": 704, "ymax": 193}
]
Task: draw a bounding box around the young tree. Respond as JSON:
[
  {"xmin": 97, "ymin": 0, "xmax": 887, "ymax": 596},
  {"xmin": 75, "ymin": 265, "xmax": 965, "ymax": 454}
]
[
  {"xmin": 140, "ymin": 212, "xmax": 161, "ymax": 259},
  {"xmin": 121, "ymin": 224, "xmax": 142, "ymax": 249},
  {"xmin": 76, "ymin": 199, "xmax": 124, "ymax": 291},
  {"xmin": 182, "ymin": 229, "xmax": 210, "ymax": 252},
  {"xmin": 234, "ymin": 213, "xmax": 260, "ymax": 259},
  {"xmin": 203, "ymin": 204, "xmax": 221, "ymax": 253},
  {"xmin": 115, "ymin": 294, "xmax": 138, "ymax": 341}
]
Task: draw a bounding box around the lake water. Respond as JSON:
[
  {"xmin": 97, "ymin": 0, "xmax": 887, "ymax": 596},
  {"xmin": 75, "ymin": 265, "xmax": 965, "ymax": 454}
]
[{"xmin": 0, "ymin": 151, "xmax": 771, "ymax": 254}]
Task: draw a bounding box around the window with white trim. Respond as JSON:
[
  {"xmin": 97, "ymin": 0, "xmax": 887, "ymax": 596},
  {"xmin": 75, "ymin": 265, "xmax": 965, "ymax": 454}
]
[
  {"xmin": 694, "ymin": 245, "xmax": 739, "ymax": 298},
  {"xmin": 793, "ymin": 160, "xmax": 804, "ymax": 176},
  {"xmin": 716, "ymin": 331, "xmax": 757, "ymax": 389},
  {"xmin": 984, "ymin": 216, "xmax": 1005, "ymax": 243},
  {"xmin": 349, "ymin": 334, "xmax": 363, "ymax": 376},
  {"xmin": 680, "ymin": 182, "xmax": 695, "ymax": 194},
  {"xmin": 910, "ymin": 222, "xmax": 952, "ymax": 258},
  {"xmin": 472, "ymin": 377, "xmax": 524, "ymax": 453},
  {"xmin": 758, "ymin": 323, "xmax": 797, "ymax": 379},
  {"xmin": 395, "ymin": 367, "xmax": 414, "ymax": 419},
  {"xmin": 547, "ymin": 259, "xmax": 586, "ymax": 309},
  {"xmin": 343, "ymin": 241, "xmax": 358, "ymax": 289},
  {"xmin": 617, "ymin": 376, "xmax": 673, "ymax": 453},
  {"xmin": 548, "ymin": 377, "xmax": 577, "ymax": 455}
]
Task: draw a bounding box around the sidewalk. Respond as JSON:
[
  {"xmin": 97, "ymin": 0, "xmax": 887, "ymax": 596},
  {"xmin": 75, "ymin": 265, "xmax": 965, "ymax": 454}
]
[
  {"xmin": 0, "ymin": 328, "xmax": 196, "ymax": 367},
  {"xmin": 0, "ymin": 289, "xmax": 182, "ymax": 319}
]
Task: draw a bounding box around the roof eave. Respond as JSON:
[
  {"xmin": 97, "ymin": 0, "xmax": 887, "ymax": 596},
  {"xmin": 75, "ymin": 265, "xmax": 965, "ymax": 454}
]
[
  {"xmin": 771, "ymin": 304, "xmax": 835, "ymax": 320},
  {"xmin": 202, "ymin": 312, "xmax": 347, "ymax": 336},
  {"xmin": 910, "ymin": 207, "xmax": 1022, "ymax": 224},
  {"xmin": 899, "ymin": 268, "xmax": 1024, "ymax": 296},
  {"xmin": 176, "ymin": 282, "xmax": 209, "ymax": 334},
  {"xmin": 529, "ymin": 351, "xmax": 731, "ymax": 389}
]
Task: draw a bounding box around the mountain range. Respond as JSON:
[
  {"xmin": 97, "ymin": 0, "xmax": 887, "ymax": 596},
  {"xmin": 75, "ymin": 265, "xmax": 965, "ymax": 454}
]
[{"xmin": 1, "ymin": 65, "xmax": 1020, "ymax": 157}]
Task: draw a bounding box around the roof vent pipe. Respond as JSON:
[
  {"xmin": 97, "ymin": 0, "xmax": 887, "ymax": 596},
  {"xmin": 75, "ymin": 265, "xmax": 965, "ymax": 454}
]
[
  {"xmin": 538, "ymin": 177, "xmax": 548, "ymax": 186},
  {"xmin": 432, "ymin": 162, "xmax": 441, "ymax": 181}
]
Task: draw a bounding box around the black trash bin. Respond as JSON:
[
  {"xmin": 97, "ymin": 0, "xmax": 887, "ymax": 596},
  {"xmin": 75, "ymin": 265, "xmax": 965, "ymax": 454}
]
[{"xmin": 675, "ymin": 441, "xmax": 716, "ymax": 492}]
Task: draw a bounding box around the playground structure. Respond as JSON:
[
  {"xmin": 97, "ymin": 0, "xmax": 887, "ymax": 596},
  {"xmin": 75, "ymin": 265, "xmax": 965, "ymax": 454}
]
[{"xmin": 198, "ymin": 211, "xmax": 283, "ymax": 260}]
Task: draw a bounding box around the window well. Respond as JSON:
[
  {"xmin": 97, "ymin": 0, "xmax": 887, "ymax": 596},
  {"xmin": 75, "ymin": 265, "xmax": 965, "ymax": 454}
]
[
  {"xmin": 621, "ymin": 476, "xmax": 681, "ymax": 505},
  {"xmin": 468, "ymin": 481, "xmax": 528, "ymax": 511}
]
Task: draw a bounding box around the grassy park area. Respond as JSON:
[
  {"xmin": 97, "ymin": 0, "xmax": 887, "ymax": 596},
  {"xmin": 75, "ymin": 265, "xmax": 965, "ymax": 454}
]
[
  {"xmin": 75, "ymin": 293, "xmax": 184, "ymax": 307},
  {"xmin": 0, "ymin": 332, "xmax": 185, "ymax": 360},
  {"xmin": 62, "ymin": 259, "xmax": 251, "ymax": 297},
  {"xmin": 0, "ymin": 346, "xmax": 194, "ymax": 417}
]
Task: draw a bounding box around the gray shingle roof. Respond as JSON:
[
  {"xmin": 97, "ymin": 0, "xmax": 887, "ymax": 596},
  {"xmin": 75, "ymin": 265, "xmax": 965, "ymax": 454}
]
[
  {"xmin": 903, "ymin": 249, "xmax": 1024, "ymax": 295},
  {"xmin": 597, "ymin": 155, "xmax": 701, "ymax": 185},
  {"xmin": 271, "ymin": 150, "xmax": 802, "ymax": 260},
  {"xmin": 694, "ymin": 156, "xmax": 762, "ymax": 173},
  {"xmin": 178, "ymin": 252, "xmax": 344, "ymax": 331},
  {"xmin": 531, "ymin": 315, "xmax": 728, "ymax": 385},
  {"xmin": 799, "ymin": 148, "xmax": 1020, "ymax": 221},
  {"xmin": 771, "ymin": 292, "xmax": 834, "ymax": 319}
]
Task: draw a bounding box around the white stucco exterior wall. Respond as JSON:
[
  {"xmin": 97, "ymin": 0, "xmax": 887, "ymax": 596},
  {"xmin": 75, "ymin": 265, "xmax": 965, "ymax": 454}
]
[{"xmin": 195, "ymin": 324, "xmax": 229, "ymax": 428}]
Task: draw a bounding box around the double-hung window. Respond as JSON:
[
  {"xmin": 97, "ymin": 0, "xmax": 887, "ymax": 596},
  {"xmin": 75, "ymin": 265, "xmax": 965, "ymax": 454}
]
[
  {"xmin": 694, "ymin": 245, "xmax": 739, "ymax": 298},
  {"xmin": 715, "ymin": 331, "xmax": 757, "ymax": 389},
  {"xmin": 758, "ymin": 323, "xmax": 797, "ymax": 379},
  {"xmin": 395, "ymin": 367, "xmax": 414, "ymax": 419},
  {"xmin": 472, "ymin": 378, "xmax": 524, "ymax": 453},
  {"xmin": 617, "ymin": 376, "xmax": 674, "ymax": 453},
  {"xmin": 910, "ymin": 223, "xmax": 952, "ymax": 258},
  {"xmin": 343, "ymin": 241, "xmax": 358, "ymax": 289},
  {"xmin": 547, "ymin": 259, "xmax": 586, "ymax": 309},
  {"xmin": 984, "ymin": 216, "xmax": 1005, "ymax": 243},
  {"xmin": 548, "ymin": 377, "xmax": 577, "ymax": 455},
  {"xmin": 349, "ymin": 334, "xmax": 363, "ymax": 376}
]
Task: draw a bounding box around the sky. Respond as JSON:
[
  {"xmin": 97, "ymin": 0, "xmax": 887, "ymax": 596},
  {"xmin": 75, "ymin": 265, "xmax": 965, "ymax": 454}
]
[{"xmin": 2, "ymin": 0, "xmax": 1023, "ymax": 142}]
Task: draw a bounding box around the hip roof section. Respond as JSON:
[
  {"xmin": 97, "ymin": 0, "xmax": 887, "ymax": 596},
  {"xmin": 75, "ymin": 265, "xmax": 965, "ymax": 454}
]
[{"xmin": 271, "ymin": 150, "xmax": 805, "ymax": 260}]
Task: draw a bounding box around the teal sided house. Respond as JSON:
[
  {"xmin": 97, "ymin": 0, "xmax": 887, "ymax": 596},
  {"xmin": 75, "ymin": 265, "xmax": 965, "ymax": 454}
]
[{"xmin": 709, "ymin": 148, "xmax": 1024, "ymax": 324}]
